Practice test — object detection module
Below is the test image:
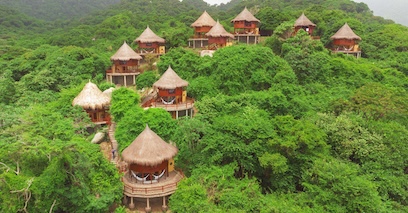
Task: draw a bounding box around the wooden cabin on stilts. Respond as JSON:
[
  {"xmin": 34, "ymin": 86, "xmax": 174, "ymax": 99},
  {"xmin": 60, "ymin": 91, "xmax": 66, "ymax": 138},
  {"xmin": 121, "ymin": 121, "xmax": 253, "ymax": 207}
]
[
  {"xmin": 189, "ymin": 11, "xmax": 216, "ymax": 48},
  {"xmin": 106, "ymin": 41, "xmax": 143, "ymax": 86},
  {"xmin": 134, "ymin": 26, "xmax": 166, "ymax": 58},
  {"xmin": 72, "ymin": 81, "xmax": 111, "ymax": 125},
  {"xmin": 205, "ymin": 20, "xmax": 234, "ymax": 50},
  {"xmin": 231, "ymin": 7, "xmax": 260, "ymax": 44},
  {"xmin": 142, "ymin": 66, "xmax": 194, "ymax": 119},
  {"xmin": 330, "ymin": 23, "xmax": 362, "ymax": 58},
  {"xmin": 294, "ymin": 13, "xmax": 316, "ymax": 37},
  {"xmin": 121, "ymin": 125, "xmax": 184, "ymax": 212}
]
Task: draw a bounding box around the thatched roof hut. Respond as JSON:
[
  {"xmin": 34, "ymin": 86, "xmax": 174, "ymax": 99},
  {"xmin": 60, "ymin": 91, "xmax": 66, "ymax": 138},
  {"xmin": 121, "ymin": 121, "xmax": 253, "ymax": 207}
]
[
  {"xmin": 231, "ymin": 7, "xmax": 260, "ymax": 23},
  {"xmin": 110, "ymin": 41, "xmax": 142, "ymax": 61},
  {"xmin": 330, "ymin": 23, "xmax": 361, "ymax": 40},
  {"xmin": 134, "ymin": 26, "xmax": 165, "ymax": 43},
  {"xmin": 191, "ymin": 10, "xmax": 216, "ymax": 27},
  {"xmin": 72, "ymin": 82, "xmax": 110, "ymax": 110},
  {"xmin": 122, "ymin": 125, "xmax": 178, "ymax": 166},
  {"xmin": 153, "ymin": 66, "xmax": 188, "ymax": 89},
  {"xmin": 205, "ymin": 21, "xmax": 234, "ymax": 38},
  {"xmin": 102, "ymin": 87, "xmax": 114, "ymax": 101},
  {"xmin": 294, "ymin": 13, "xmax": 316, "ymax": 27}
]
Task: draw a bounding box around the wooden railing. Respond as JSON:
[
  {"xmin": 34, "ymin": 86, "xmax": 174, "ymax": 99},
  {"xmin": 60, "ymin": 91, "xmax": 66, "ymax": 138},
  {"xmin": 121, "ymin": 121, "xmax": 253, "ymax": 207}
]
[
  {"xmin": 122, "ymin": 170, "xmax": 184, "ymax": 197},
  {"xmin": 123, "ymin": 180, "xmax": 178, "ymax": 195},
  {"xmin": 152, "ymin": 99, "xmax": 195, "ymax": 111},
  {"xmin": 106, "ymin": 69, "xmax": 142, "ymax": 74},
  {"xmin": 189, "ymin": 36, "xmax": 209, "ymax": 39}
]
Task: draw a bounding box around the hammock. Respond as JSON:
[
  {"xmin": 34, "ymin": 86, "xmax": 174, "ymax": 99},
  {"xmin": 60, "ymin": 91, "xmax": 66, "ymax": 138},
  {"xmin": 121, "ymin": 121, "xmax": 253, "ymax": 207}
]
[
  {"xmin": 131, "ymin": 170, "xmax": 149, "ymax": 182},
  {"xmin": 141, "ymin": 49, "xmax": 155, "ymax": 54},
  {"xmin": 343, "ymin": 46, "xmax": 353, "ymax": 51},
  {"xmin": 153, "ymin": 169, "xmax": 166, "ymax": 180},
  {"xmin": 161, "ymin": 97, "xmax": 175, "ymax": 105}
]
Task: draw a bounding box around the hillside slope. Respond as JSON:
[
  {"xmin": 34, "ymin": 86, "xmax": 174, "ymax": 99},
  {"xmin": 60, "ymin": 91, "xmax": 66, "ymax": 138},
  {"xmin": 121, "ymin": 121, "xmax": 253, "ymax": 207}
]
[{"xmin": 0, "ymin": 0, "xmax": 121, "ymax": 21}]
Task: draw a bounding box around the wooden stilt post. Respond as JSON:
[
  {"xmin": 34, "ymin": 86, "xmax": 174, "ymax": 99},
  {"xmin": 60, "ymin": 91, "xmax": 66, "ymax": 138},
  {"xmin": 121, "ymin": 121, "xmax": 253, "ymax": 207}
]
[
  {"xmin": 129, "ymin": 197, "xmax": 135, "ymax": 209},
  {"xmin": 162, "ymin": 196, "xmax": 168, "ymax": 212},
  {"xmin": 145, "ymin": 198, "xmax": 151, "ymax": 213}
]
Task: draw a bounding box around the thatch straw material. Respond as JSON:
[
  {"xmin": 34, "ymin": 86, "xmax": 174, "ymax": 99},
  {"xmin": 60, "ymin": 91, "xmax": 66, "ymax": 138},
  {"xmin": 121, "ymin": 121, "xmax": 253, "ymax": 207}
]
[
  {"xmin": 191, "ymin": 11, "xmax": 216, "ymax": 27},
  {"xmin": 102, "ymin": 87, "xmax": 114, "ymax": 102},
  {"xmin": 294, "ymin": 13, "xmax": 316, "ymax": 27},
  {"xmin": 73, "ymin": 82, "xmax": 110, "ymax": 110},
  {"xmin": 134, "ymin": 26, "xmax": 165, "ymax": 43},
  {"xmin": 231, "ymin": 7, "xmax": 260, "ymax": 23},
  {"xmin": 121, "ymin": 125, "xmax": 178, "ymax": 166},
  {"xmin": 330, "ymin": 23, "xmax": 361, "ymax": 40},
  {"xmin": 153, "ymin": 66, "xmax": 188, "ymax": 89},
  {"xmin": 110, "ymin": 41, "xmax": 142, "ymax": 61},
  {"xmin": 205, "ymin": 21, "xmax": 234, "ymax": 38}
]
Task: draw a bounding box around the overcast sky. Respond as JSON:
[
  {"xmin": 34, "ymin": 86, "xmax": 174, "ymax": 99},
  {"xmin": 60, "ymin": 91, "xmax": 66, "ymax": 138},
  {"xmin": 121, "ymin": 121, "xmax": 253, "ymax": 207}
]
[
  {"xmin": 353, "ymin": 0, "xmax": 407, "ymax": 26},
  {"xmin": 203, "ymin": 0, "xmax": 230, "ymax": 5}
]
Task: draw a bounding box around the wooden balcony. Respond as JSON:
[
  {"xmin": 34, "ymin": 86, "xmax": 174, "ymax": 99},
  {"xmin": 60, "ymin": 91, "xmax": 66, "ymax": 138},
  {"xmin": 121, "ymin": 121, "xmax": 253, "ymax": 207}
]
[
  {"xmin": 106, "ymin": 69, "xmax": 142, "ymax": 76},
  {"xmin": 122, "ymin": 170, "xmax": 184, "ymax": 198},
  {"xmin": 331, "ymin": 49, "xmax": 361, "ymax": 54},
  {"xmin": 151, "ymin": 98, "xmax": 194, "ymax": 112},
  {"xmin": 189, "ymin": 36, "xmax": 209, "ymax": 39},
  {"xmin": 331, "ymin": 46, "xmax": 361, "ymax": 58},
  {"xmin": 233, "ymin": 33, "xmax": 260, "ymax": 36}
]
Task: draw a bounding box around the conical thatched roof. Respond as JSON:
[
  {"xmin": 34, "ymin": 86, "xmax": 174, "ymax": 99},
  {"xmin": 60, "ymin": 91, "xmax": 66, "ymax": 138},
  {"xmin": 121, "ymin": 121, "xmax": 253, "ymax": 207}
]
[
  {"xmin": 330, "ymin": 23, "xmax": 361, "ymax": 40},
  {"xmin": 102, "ymin": 87, "xmax": 114, "ymax": 102},
  {"xmin": 73, "ymin": 82, "xmax": 110, "ymax": 110},
  {"xmin": 191, "ymin": 10, "xmax": 216, "ymax": 27},
  {"xmin": 110, "ymin": 41, "xmax": 142, "ymax": 61},
  {"xmin": 153, "ymin": 66, "xmax": 188, "ymax": 89},
  {"xmin": 231, "ymin": 7, "xmax": 260, "ymax": 23},
  {"xmin": 205, "ymin": 21, "xmax": 234, "ymax": 38},
  {"xmin": 294, "ymin": 13, "xmax": 316, "ymax": 27},
  {"xmin": 121, "ymin": 125, "xmax": 178, "ymax": 166},
  {"xmin": 134, "ymin": 26, "xmax": 165, "ymax": 43}
]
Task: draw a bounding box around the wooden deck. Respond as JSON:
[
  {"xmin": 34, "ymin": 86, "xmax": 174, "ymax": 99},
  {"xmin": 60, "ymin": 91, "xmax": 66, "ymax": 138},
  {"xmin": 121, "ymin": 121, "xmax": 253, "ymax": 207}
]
[
  {"xmin": 123, "ymin": 170, "xmax": 184, "ymax": 198},
  {"xmin": 106, "ymin": 72, "xmax": 141, "ymax": 76},
  {"xmin": 332, "ymin": 50, "xmax": 361, "ymax": 58},
  {"xmin": 151, "ymin": 100, "xmax": 194, "ymax": 111}
]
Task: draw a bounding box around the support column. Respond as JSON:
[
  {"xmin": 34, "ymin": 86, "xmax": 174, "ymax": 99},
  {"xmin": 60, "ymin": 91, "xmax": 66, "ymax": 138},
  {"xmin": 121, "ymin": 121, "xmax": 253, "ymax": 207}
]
[
  {"xmin": 133, "ymin": 75, "xmax": 136, "ymax": 85},
  {"xmin": 201, "ymin": 39, "xmax": 203, "ymax": 48},
  {"xmin": 247, "ymin": 35, "xmax": 249, "ymax": 44},
  {"xmin": 129, "ymin": 197, "xmax": 135, "ymax": 210},
  {"xmin": 124, "ymin": 76, "xmax": 127, "ymax": 87},
  {"xmin": 162, "ymin": 196, "xmax": 168, "ymax": 212},
  {"xmin": 176, "ymin": 110, "xmax": 178, "ymax": 119},
  {"xmin": 145, "ymin": 198, "xmax": 151, "ymax": 213}
]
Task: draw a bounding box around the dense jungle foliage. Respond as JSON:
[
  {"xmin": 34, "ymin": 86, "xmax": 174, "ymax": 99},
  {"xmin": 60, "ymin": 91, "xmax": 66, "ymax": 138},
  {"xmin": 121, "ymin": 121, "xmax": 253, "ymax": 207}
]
[{"xmin": 0, "ymin": 0, "xmax": 407, "ymax": 212}]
